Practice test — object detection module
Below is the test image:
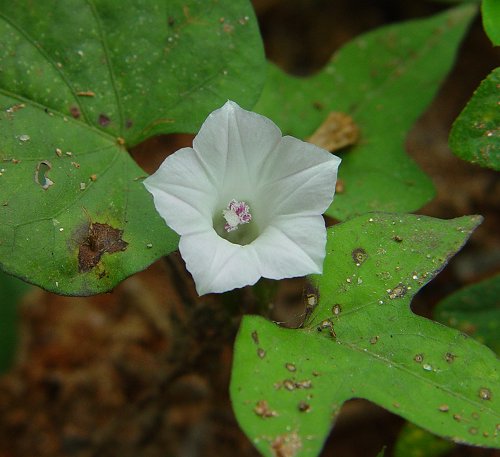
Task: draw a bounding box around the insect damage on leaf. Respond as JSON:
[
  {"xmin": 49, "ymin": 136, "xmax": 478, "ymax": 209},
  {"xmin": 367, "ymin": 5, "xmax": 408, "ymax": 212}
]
[
  {"xmin": 78, "ymin": 222, "xmax": 128, "ymax": 272},
  {"xmin": 34, "ymin": 160, "xmax": 54, "ymax": 190}
]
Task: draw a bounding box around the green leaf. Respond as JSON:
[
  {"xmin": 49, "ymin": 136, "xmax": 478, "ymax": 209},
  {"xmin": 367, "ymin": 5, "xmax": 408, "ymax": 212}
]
[
  {"xmin": 435, "ymin": 274, "xmax": 500, "ymax": 354},
  {"xmin": 255, "ymin": 5, "xmax": 476, "ymax": 220},
  {"xmin": 0, "ymin": 270, "xmax": 31, "ymax": 372},
  {"xmin": 482, "ymin": 0, "xmax": 500, "ymax": 45},
  {"xmin": 449, "ymin": 68, "xmax": 500, "ymax": 170},
  {"xmin": 0, "ymin": 0, "xmax": 265, "ymax": 295},
  {"xmin": 394, "ymin": 422, "xmax": 454, "ymax": 457},
  {"xmin": 393, "ymin": 274, "xmax": 500, "ymax": 457},
  {"xmin": 231, "ymin": 213, "xmax": 500, "ymax": 457}
]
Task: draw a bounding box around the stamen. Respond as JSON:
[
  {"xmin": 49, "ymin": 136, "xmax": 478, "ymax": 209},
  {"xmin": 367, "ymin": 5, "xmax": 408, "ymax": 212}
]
[{"xmin": 223, "ymin": 199, "xmax": 252, "ymax": 232}]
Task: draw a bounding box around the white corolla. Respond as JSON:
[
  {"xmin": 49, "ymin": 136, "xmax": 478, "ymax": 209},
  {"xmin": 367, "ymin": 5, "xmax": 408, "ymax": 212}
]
[{"xmin": 144, "ymin": 101, "xmax": 341, "ymax": 295}]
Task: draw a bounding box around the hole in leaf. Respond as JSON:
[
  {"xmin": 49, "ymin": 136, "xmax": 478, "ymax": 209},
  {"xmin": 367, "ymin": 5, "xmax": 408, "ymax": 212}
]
[{"xmin": 34, "ymin": 160, "xmax": 54, "ymax": 190}]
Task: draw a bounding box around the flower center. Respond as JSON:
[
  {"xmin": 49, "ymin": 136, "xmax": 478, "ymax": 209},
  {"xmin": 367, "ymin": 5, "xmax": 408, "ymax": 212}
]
[{"xmin": 223, "ymin": 199, "xmax": 252, "ymax": 232}]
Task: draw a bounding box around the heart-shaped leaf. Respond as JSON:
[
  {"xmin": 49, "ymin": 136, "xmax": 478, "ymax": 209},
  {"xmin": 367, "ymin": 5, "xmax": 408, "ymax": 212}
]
[
  {"xmin": 0, "ymin": 0, "xmax": 265, "ymax": 295},
  {"xmin": 254, "ymin": 5, "xmax": 476, "ymax": 220},
  {"xmin": 231, "ymin": 213, "xmax": 500, "ymax": 457}
]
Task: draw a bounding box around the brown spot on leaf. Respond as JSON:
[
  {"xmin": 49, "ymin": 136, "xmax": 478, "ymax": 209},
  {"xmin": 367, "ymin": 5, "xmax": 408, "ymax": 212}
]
[
  {"xmin": 444, "ymin": 352, "xmax": 456, "ymax": 363},
  {"xmin": 69, "ymin": 105, "xmax": 81, "ymax": 119},
  {"xmin": 223, "ymin": 23, "xmax": 234, "ymax": 33},
  {"xmin": 332, "ymin": 304, "xmax": 342, "ymax": 316},
  {"xmin": 271, "ymin": 431, "xmax": 302, "ymax": 457},
  {"xmin": 78, "ymin": 222, "xmax": 128, "ymax": 272},
  {"xmin": 76, "ymin": 91, "xmax": 95, "ymax": 97},
  {"xmin": 312, "ymin": 101, "xmax": 324, "ymax": 111},
  {"xmin": 317, "ymin": 319, "xmax": 336, "ymax": 338},
  {"xmin": 98, "ymin": 114, "xmax": 111, "ymax": 127},
  {"xmin": 351, "ymin": 247, "xmax": 368, "ymax": 266},
  {"xmin": 388, "ymin": 283, "xmax": 407, "ymax": 299},
  {"xmin": 254, "ymin": 400, "xmax": 277, "ymax": 419},
  {"xmin": 479, "ymin": 387, "xmax": 492, "ymax": 400},
  {"xmin": 297, "ymin": 400, "xmax": 311, "ymax": 412}
]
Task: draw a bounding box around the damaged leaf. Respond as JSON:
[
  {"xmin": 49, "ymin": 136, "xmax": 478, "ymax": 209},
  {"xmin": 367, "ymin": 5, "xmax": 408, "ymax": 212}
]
[
  {"xmin": 231, "ymin": 213, "xmax": 500, "ymax": 457},
  {"xmin": 0, "ymin": 0, "xmax": 265, "ymax": 295},
  {"xmin": 78, "ymin": 222, "xmax": 128, "ymax": 273}
]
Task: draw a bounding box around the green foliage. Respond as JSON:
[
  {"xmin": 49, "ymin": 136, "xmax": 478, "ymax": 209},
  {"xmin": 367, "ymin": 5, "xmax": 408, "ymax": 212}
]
[
  {"xmin": 0, "ymin": 0, "xmax": 265, "ymax": 295},
  {"xmin": 231, "ymin": 213, "xmax": 500, "ymax": 457},
  {"xmin": 0, "ymin": 270, "xmax": 31, "ymax": 372},
  {"xmin": 394, "ymin": 422, "xmax": 454, "ymax": 457},
  {"xmin": 393, "ymin": 274, "xmax": 500, "ymax": 456},
  {"xmin": 449, "ymin": 68, "xmax": 500, "ymax": 170},
  {"xmin": 482, "ymin": 0, "xmax": 500, "ymax": 45},
  {"xmin": 435, "ymin": 274, "xmax": 500, "ymax": 354},
  {"xmin": 255, "ymin": 5, "xmax": 476, "ymax": 220}
]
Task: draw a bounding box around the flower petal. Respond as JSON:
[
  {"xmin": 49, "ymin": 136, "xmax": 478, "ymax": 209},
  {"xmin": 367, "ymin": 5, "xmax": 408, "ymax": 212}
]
[
  {"xmin": 252, "ymin": 214, "xmax": 327, "ymax": 279},
  {"xmin": 145, "ymin": 101, "xmax": 341, "ymax": 295},
  {"xmin": 144, "ymin": 147, "xmax": 217, "ymax": 236},
  {"xmin": 179, "ymin": 229, "xmax": 261, "ymax": 295},
  {"xmin": 193, "ymin": 101, "xmax": 283, "ymax": 201},
  {"xmin": 256, "ymin": 136, "xmax": 341, "ymax": 220}
]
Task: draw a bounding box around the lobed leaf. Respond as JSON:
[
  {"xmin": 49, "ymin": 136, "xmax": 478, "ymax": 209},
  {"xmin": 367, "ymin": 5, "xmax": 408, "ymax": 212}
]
[
  {"xmin": 393, "ymin": 273, "xmax": 500, "ymax": 457},
  {"xmin": 0, "ymin": 0, "xmax": 265, "ymax": 295},
  {"xmin": 231, "ymin": 213, "xmax": 500, "ymax": 457},
  {"xmin": 255, "ymin": 5, "xmax": 476, "ymax": 220},
  {"xmin": 449, "ymin": 68, "xmax": 500, "ymax": 170}
]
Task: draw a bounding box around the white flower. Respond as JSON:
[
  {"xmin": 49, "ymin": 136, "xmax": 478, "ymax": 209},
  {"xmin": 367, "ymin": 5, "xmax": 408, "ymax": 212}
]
[{"xmin": 144, "ymin": 101, "xmax": 341, "ymax": 295}]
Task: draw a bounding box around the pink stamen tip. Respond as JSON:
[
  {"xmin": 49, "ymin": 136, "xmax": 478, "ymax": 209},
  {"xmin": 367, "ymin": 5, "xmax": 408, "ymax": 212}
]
[{"xmin": 223, "ymin": 199, "xmax": 252, "ymax": 232}]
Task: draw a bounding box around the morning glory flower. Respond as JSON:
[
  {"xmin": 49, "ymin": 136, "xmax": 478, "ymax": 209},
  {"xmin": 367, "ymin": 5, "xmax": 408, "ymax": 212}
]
[{"xmin": 144, "ymin": 101, "xmax": 341, "ymax": 295}]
